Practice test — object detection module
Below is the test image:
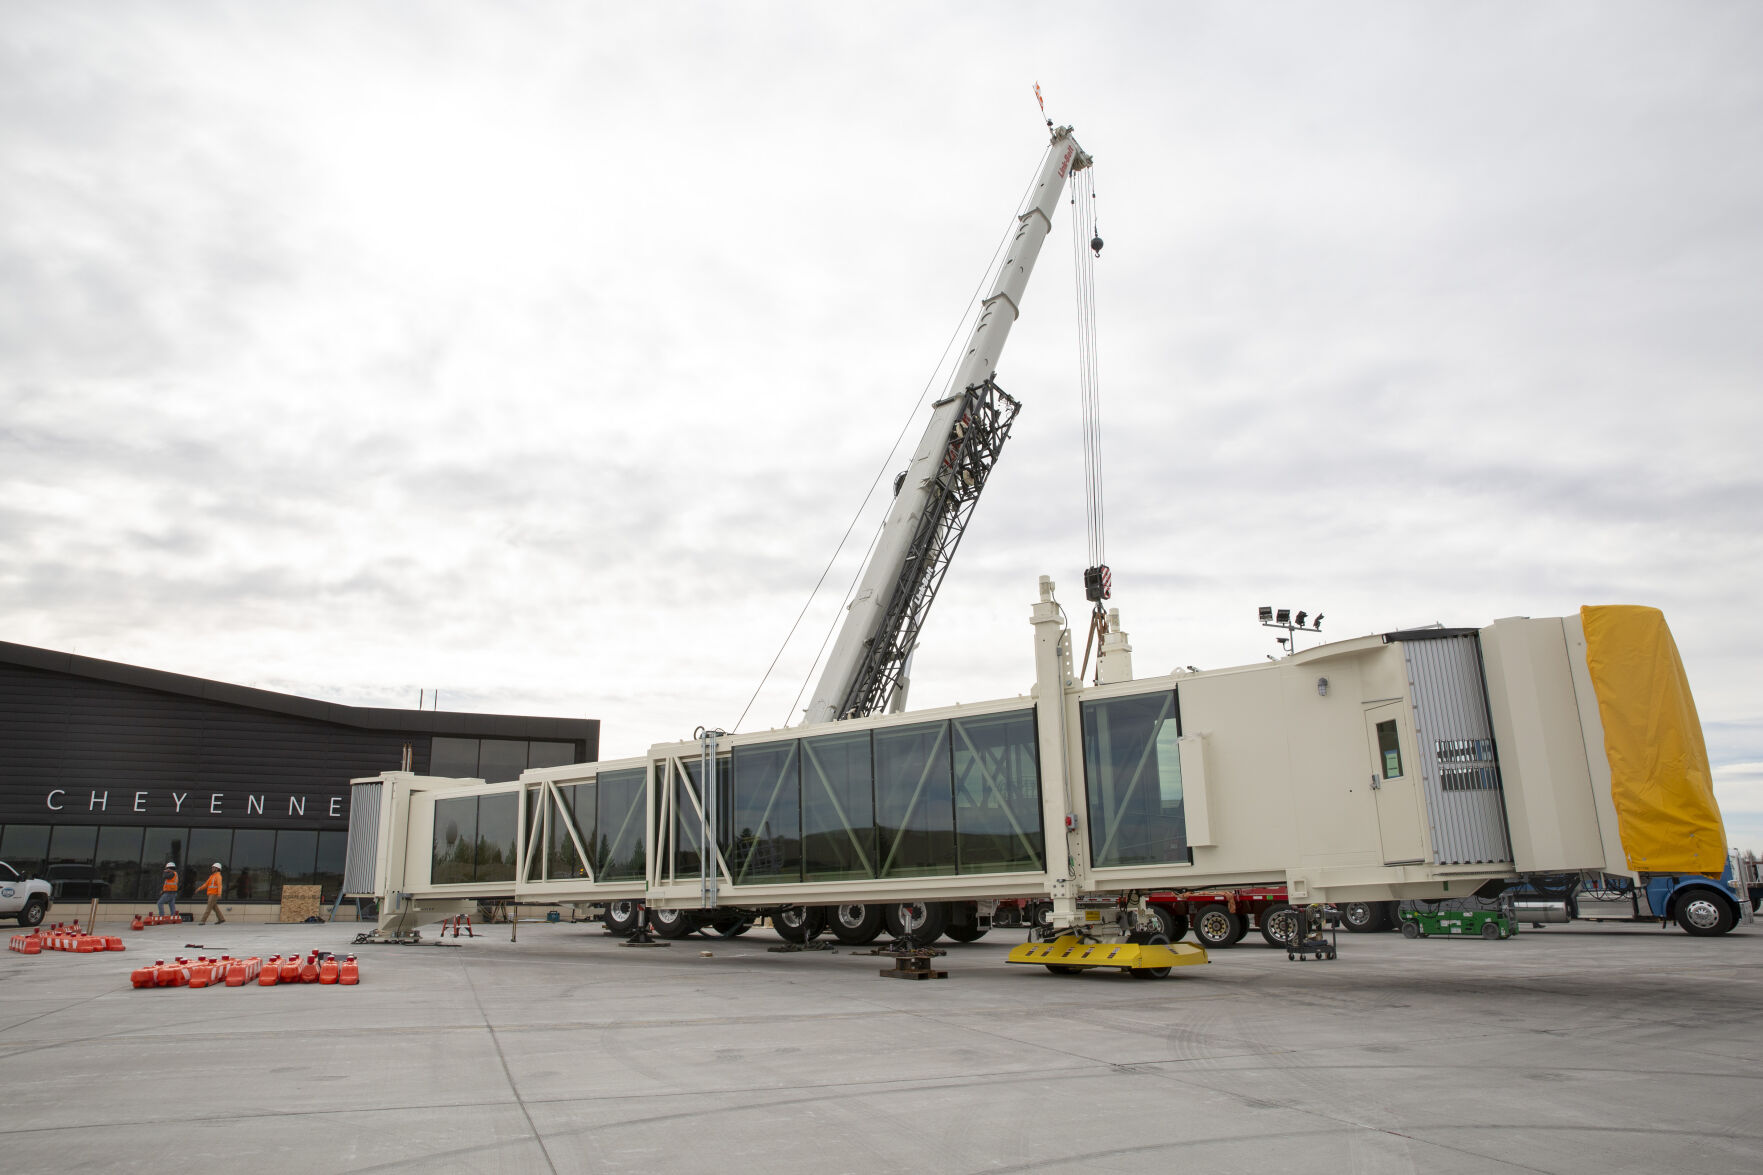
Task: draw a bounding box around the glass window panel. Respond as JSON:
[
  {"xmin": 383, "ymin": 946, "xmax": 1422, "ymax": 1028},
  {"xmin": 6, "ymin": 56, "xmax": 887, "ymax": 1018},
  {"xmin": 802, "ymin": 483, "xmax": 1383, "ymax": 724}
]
[
  {"xmin": 1, "ymin": 824, "xmax": 51, "ymax": 880},
  {"xmin": 478, "ymin": 740, "xmax": 529, "ymax": 785},
  {"xmin": 430, "ymin": 737, "xmax": 480, "ymax": 778},
  {"xmin": 674, "ymin": 757, "xmax": 730, "ymax": 880},
  {"xmin": 528, "ymin": 741, "xmax": 578, "ymax": 770},
  {"xmin": 95, "ymin": 826, "xmax": 144, "ymax": 904},
  {"xmin": 546, "ymin": 783, "xmax": 592, "ymax": 880},
  {"xmin": 314, "ymin": 831, "xmax": 347, "ymax": 901},
  {"xmin": 230, "ymin": 830, "xmax": 275, "ymax": 901},
  {"xmin": 45, "ymin": 825, "xmax": 100, "ymax": 901},
  {"xmin": 801, "ymin": 730, "xmax": 876, "ymax": 882},
  {"xmin": 1377, "ymin": 720, "xmax": 1404, "ymax": 779},
  {"xmin": 432, "ymin": 796, "xmax": 479, "ymax": 885},
  {"xmin": 596, "ymin": 768, "xmax": 647, "ymax": 881},
  {"xmin": 952, "ymin": 710, "xmax": 1044, "ymax": 874},
  {"xmin": 729, "ymin": 741, "xmax": 801, "ymax": 884},
  {"xmin": 875, "ymin": 722, "xmax": 956, "ymax": 878},
  {"xmin": 186, "ymin": 829, "xmax": 234, "ymax": 899},
  {"xmin": 474, "ymin": 792, "xmax": 518, "ymax": 882},
  {"xmin": 1083, "ymin": 691, "xmax": 1190, "ymax": 868},
  {"xmin": 273, "ymin": 829, "xmax": 319, "ymax": 894},
  {"xmin": 138, "ymin": 828, "xmax": 187, "ymax": 900}
]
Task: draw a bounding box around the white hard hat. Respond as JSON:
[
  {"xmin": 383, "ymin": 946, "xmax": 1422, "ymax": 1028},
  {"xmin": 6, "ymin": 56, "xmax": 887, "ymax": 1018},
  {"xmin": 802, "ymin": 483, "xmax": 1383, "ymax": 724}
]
[
  {"xmin": 165, "ymin": 862, "xmax": 175, "ymax": 867},
  {"xmin": 212, "ymin": 862, "xmax": 223, "ymax": 869}
]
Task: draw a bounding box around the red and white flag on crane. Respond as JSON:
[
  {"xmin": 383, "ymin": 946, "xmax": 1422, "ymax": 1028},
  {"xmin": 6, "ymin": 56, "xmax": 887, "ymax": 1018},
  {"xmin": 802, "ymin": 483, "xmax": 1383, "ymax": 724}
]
[{"xmin": 1034, "ymin": 82, "xmax": 1045, "ymax": 117}]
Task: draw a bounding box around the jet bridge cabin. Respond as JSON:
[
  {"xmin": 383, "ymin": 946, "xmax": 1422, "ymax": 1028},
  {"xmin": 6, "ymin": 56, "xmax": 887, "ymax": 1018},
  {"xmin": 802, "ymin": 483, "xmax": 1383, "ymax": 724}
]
[{"xmin": 343, "ymin": 582, "xmax": 1717, "ymax": 937}]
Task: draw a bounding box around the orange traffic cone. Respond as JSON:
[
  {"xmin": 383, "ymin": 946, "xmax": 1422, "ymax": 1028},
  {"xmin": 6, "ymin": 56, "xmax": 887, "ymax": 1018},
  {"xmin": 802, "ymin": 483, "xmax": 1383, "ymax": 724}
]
[
  {"xmin": 260, "ymin": 955, "xmax": 281, "ymax": 986},
  {"xmin": 131, "ymin": 914, "xmax": 144, "ymax": 931},
  {"xmin": 318, "ymin": 955, "xmax": 339, "ymax": 985},
  {"xmin": 339, "ymin": 955, "xmax": 359, "ymax": 985}
]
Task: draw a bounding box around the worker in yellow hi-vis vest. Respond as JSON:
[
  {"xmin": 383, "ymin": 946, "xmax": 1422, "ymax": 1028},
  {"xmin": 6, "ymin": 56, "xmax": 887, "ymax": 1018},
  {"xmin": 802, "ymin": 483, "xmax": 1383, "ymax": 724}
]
[{"xmin": 198, "ymin": 862, "xmax": 227, "ymax": 924}]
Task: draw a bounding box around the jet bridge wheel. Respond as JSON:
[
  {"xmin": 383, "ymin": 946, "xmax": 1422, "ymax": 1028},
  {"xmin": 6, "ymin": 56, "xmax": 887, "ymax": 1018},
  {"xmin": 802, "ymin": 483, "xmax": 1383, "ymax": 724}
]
[
  {"xmin": 774, "ymin": 905, "xmax": 825, "ymax": 943},
  {"xmin": 604, "ymin": 900, "xmax": 643, "ymax": 935},
  {"xmin": 1129, "ymin": 932, "xmax": 1174, "ymax": 979},
  {"xmin": 647, "ymin": 908, "xmax": 700, "ymax": 939},
  {"xmin": 829, "ymin": 904, "xmax": 885, "ymax": 944}
]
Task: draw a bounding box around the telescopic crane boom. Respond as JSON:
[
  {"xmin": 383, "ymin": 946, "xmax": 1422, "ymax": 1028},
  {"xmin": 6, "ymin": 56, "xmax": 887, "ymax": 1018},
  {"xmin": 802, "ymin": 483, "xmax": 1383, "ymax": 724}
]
[{"xmin": 800, "ymin": 125, "xmax": 1092, "ymax": 725}]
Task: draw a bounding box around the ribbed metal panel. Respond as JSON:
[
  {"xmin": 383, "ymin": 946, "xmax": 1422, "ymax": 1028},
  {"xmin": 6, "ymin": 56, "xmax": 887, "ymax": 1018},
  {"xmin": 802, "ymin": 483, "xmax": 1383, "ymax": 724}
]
[
  {"xmin": 340, "ymin": 781, "xmax": 383, "ymax": 895},
  {"xmin": 1401, "ymin": 634, "xmax": 1513, "ymax": 865}
]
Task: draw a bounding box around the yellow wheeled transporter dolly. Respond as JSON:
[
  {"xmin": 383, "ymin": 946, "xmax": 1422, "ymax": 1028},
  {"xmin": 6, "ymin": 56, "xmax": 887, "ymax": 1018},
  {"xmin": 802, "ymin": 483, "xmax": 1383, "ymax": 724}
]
[{"xmin": 1008, "ymin": 935, "xmax": 1209, "ymax": 978}]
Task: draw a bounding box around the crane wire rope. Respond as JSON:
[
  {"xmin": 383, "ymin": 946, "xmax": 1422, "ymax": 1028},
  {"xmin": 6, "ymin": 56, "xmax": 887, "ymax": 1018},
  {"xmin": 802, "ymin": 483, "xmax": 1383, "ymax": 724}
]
[
  {"xmin": 732, "ymin": 144, "xmax": 1058, "ymax": 732},
  {"xmin": 1070, "ymin": 164, "xmax": 1112, "ymax": 683}
]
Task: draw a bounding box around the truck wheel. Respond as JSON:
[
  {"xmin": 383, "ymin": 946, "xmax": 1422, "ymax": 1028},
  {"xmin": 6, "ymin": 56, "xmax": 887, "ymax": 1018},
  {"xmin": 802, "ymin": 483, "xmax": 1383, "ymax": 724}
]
[
  {"xmin": 647, "ymin": 907, "xmax": 699, "ymax": 939},
  {"xmin": 1258, "ymin": 904, "xmax": 1300, "ymax": 948},
  {"xmin": 774, "ymin": 905, "xmax": 824, "ymax": 943},
  {"xmin": 1341, "ymin": 902, "xmax": 1390, "ymax": 933},
  {"xmin": 603, "ymin": 899, "xmax": 642, "ymax": 934},
  {"xmin": 1193, "ymin": 904, "xmax": 1242, "ymax": 948},
  {"xmin": 1030, "ymin": 902, "xmax": 1053, "ymax": 933},
  {"xmin": 703, "ymin": 911, "xmax": 753, "ymax": 938},
  {"xmin": 1147, "ymin": 905, "xmax": 1189, "ymax": 941},
  {"xmin": 829, "ymin": 904, "xmax": 884, "ymax": 944},
  {"xmin": 18, "ymin": 897, "xmax": 47, "ymax": 927},
  {"xmin": 942, "ymin": 903, "xmax": 987, "ymax": 943},
  {"xmin": 1675, "ymin": 890, "xmax": 1737, "ymax": 937},
  {"xmin": 883, "ymin": 901, "xmax": 947, "ymax": 945}
]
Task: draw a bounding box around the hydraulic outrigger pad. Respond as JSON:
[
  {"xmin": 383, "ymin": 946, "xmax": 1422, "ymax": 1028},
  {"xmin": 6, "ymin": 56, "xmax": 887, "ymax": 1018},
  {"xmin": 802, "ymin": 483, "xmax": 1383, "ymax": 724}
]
[{"xmin": 1007, "ymin": 935, "xmax": 1208, "ymax": 977}]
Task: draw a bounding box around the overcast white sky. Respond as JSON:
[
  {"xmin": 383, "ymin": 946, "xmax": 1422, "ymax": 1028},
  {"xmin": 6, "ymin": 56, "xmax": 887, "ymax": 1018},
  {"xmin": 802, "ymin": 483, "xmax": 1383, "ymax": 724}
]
[{"xmin": 4, "ymin": 2, "xmax": 1760, "ymax": 850}]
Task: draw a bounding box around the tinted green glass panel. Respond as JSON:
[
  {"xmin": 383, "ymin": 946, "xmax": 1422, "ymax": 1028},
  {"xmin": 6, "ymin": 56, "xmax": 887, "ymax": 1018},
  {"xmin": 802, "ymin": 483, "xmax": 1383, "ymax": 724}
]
[
  {"xmin": 95, "ymin": 826, "xmax": 144, "ymax": 904},
  {"xmin": 478, "ymin": 740, "xmax": 528, "ymax": 784},
  {"xmin": 137, "ymin": 828, "xmax": 186, "ymax": 900},
  {"xmin": 432, "ymin": 796, "xmax": 478, "ymax": 884},
  {"xmin": 952, "ymin": 710, "xmax": 1043, "ymax": 874},
  {"xmin": 187, "ymin": 828, "xmax": 233, "ymax": 899},
  {"xmin": 1, "ymin": 824, "xmax": 49, "ymax": 881},
  {"xmin": 596, "ymin": 768, "xmax": 647, "ymax": 881},
  {"xmin": 801, "ymin": 731, "xmax": 875, "ymax": 881},
  {"xmin": 729, "ymin": 741, "xmax": 801, "ymax": 884},
  {"xmin": 231, "ymin": 830, "xmax": 276, "ymax": 900},
  {"xmin": 273, "ymin": 829, "xmax": 319, "ymax": 891},
  {"xmin": 475, "ymin": 792, "xmax": 519, "ymax": 882},
  {"xmin": 546, "ymin": 783, "xmax": 593, "ymax": 880},
  {"xmin": 875, "ymin": 722, "xmax": 956, "ymax": 878},
  {"xmin": 1083, "ymin": 691, "xmax": 1190, "ymax": 867},
  {"xmin": 529, "ymin": 741, "xmax": 578, "ymax": 769},
  {"xmin": 314, "ymin": 831, "xmax": 347, "ymax": 900},
  {"xmin": 1377, "ymin": 720, "xmax": 1404, "ymax": 779}
]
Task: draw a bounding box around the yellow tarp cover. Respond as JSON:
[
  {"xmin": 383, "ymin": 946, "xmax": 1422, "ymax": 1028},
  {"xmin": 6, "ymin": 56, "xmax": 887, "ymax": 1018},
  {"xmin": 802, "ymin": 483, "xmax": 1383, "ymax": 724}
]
[{"xmin": 1581, "ymin": 605, "xmax": 1725, "ymax": 875}]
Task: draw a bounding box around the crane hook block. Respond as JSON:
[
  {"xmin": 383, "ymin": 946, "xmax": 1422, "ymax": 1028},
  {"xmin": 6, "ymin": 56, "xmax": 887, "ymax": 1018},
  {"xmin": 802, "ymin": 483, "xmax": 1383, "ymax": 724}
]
[
  {"xmin": 1084, "ymin": 564, "xmax": 1112, "ymax": 602},
  {"xmin": 1090, "ymin": 233, "xmax": 1104, "ymax": 257}
]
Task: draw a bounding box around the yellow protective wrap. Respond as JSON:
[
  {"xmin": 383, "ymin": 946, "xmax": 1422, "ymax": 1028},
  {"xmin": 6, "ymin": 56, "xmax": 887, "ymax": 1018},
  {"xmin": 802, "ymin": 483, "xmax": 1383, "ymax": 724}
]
[{"xmin": 1581, "ymin": 605, "xmax": 1725, "ymax": 875}]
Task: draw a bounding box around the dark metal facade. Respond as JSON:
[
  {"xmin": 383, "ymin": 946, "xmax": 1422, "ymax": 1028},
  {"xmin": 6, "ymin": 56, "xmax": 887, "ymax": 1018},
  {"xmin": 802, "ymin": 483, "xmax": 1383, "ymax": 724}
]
[{"xmin": 0, "ymin": 641, "xmax": 598, "ymax": 830}]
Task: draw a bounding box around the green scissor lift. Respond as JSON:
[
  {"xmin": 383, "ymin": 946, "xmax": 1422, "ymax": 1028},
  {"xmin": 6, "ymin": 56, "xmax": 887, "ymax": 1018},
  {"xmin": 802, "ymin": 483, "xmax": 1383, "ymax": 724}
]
[{"xmin": 1399, "ymin": 906, "xmax": 1517, "ymax": 940}]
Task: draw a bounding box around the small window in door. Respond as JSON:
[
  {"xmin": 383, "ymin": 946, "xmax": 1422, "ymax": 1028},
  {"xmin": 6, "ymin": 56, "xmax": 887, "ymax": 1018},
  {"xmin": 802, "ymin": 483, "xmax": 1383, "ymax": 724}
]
[{"xmin": 1377, "ymin": 720, "xmax": 1404, "ymax": 779}]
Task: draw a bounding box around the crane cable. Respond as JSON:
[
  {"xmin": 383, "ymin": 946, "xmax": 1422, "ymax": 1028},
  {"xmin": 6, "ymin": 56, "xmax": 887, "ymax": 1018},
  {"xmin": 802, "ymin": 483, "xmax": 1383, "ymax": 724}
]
[
  {"xmin": 1070, "ymin": 165, "xmax": 1111, "ymax": 684},
  {"xmin": 734, "ymin": 143, "xmax": 1060, "ymax": 732}
]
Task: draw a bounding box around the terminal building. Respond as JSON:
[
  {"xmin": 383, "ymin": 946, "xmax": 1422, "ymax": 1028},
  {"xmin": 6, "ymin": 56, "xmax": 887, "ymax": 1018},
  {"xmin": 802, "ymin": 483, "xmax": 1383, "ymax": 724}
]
[{"xmin": 0, "ymin": 640, "xmax": 598, "ymax": 915}]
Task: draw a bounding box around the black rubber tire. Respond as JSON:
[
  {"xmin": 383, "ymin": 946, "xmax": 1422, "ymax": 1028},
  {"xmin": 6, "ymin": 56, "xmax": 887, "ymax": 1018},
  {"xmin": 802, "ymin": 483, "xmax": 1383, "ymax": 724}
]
[
  {"xmin": 1045, "ymin": 964, "xmax": 1080, "ymax": 975},
  {"xmin": 1029, "ymin": 901, "xmax": 1053, "ymax": 932},
  {"xmin": 603, "ymin": 899, "xmax": 642, "ymax": 934},
  {"xmin": 1258, "ymin": 903, "xmax": 1300, "ymax": 949},
  {"xmin": 1401, "ymin": 921, "xmax": 1420, "ymax": 939},
  {"xmin": 703, "ymin": 911, "xmax": 753, "ymax": 938},
  {"xmin": 647, "ymin": 907, "xmax": 699, "ymax": 939},
  {"xmin": 828, "ymin": 903, "xmax": 885, "ymax": 945},
  {"xmin": 883, "ymin": 901, "xmax": 948, "ymax": 944},
  {"xmin": 773, "ymin": 905, "xmax": 824, "ymax": 943},
  {"xmin": 1340, "ymin": 902, "xmax": 1391, "ymax": 933},
  {"xmin": 1192, "ymin": 903, "xmax": 1242, "ymax": 949},
  {"xmin": 1674, "ymin": 889, "xmax": 1737, "ymax": 937},
  {"xmin": 18, "ymin": 897, "xmax": 47, "ymax": 927},
  {"xmin": 1149, "ymin": 906, "xmax": 1190, "ymax": 941},
  {"xmin": 1481, "ymin": 922, "xmax": 1502, "ymax": 940},
  {"xmin": 944, "ymin": 923, "xmax": 988, "ymax": 943}
]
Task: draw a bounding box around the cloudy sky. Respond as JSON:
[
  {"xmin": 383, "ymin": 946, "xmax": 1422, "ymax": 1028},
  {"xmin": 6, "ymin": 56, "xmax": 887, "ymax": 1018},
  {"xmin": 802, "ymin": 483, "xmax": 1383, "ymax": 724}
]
[{"xmin": 4, "ymin": 3, "xmax": 1760, "ymax": 849}]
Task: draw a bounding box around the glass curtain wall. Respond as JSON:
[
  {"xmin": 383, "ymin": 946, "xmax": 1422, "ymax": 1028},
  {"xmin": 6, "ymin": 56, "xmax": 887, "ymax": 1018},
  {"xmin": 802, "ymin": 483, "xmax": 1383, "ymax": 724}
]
[
  {"xmin": 596, "ymin": 769, "xmax": 647, "ymax": 881},
  {"xmin": 544, "ymin": 781, "xmax": 594, "ymax": 881},
  {"xmin": 728, "ymin": 742, "xmax": 800, "ymax": 884},
  {"xmin": 951, "ymin": 711, "xmax": 1044, "ymax": 873},
  {"xmin": 1082, "ymin": 691, "xmax": 1190, "ymax": 868},
  {"xmin": 801, "ymin": 730, "xmax": 876, "ymax": 882},
  {"xmin": 431, "ymin": 796, "xmax": 478, "ymax": 884},
  {"xmin": 875, "ymin": 722, "xmax": 956, "ymax": 878}
]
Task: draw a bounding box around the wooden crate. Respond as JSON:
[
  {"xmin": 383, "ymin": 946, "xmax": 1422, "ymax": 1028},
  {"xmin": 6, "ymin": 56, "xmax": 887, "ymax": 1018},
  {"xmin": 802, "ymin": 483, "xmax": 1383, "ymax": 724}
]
[{"xmin": 279, "ymin": 885, "xmax": 322, "ymax": 923}]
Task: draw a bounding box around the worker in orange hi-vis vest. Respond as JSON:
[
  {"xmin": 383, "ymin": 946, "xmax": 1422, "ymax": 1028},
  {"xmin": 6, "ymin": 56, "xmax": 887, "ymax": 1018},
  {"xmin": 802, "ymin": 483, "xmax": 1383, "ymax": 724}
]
[
  {"xmin": 156, "ymin": 863, "xmax": 179, "ymax": 918},
  {"xmin": 198, "ymin": 863, "xmax": 227, "ymax": 924}
]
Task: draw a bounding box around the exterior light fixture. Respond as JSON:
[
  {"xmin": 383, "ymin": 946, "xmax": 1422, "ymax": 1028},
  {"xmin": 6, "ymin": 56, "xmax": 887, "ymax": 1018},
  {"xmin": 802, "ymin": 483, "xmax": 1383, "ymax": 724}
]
[{"xmin": 1317, "ymin": 676, "xmax": 1329, "ymax": 697}]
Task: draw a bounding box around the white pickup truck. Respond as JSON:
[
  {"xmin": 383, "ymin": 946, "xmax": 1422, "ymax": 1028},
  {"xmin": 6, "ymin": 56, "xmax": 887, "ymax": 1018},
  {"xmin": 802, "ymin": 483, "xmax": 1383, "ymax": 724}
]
[{"xmin": 0, "ymin": 861, "xmax": 52, "ymax": 927}]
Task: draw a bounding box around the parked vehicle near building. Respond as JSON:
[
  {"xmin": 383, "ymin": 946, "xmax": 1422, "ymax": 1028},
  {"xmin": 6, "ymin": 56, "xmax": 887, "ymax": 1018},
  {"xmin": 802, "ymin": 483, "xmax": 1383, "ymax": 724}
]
[{"xmin": 0, "ymin": 860, "xmax": 52, "ymax": 926}]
